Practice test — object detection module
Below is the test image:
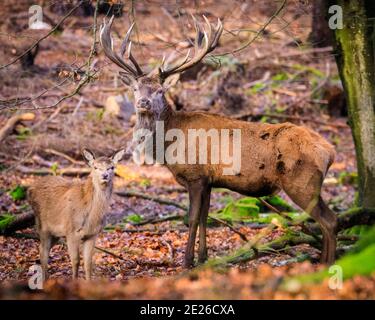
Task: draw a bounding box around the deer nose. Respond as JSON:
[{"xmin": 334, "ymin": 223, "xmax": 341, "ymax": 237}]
[
  {"xmin": 137, "ymin": 98, "xmax": 151, "ymax": 109},
  {"xmin": 102, "ymin": 173, "xmax": 109, "ymax": 180}
]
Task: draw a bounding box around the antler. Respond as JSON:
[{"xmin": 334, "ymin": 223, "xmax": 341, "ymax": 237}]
[
  {"xmin": 100, "ymin": 16, "xmax": 143, "ymax": 78},
  {"xmin": 159, "ymin": 15, "xmax": 223, "ymax": 80}
]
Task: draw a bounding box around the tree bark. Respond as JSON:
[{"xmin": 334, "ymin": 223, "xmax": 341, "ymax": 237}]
[
  {"xmin": 331, "ymin": 0, "xmax": 375, "ymax": 208},
  {"xmin": 309, "ymin": 0, "xmax": 333, "ymax": 47}
]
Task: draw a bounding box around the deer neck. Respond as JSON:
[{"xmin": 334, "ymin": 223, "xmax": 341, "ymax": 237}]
[{"xmin": 82, "ymin": 175, "xmax": 112, "ymax": 232}]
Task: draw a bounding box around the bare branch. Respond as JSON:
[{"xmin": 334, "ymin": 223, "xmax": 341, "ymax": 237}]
[{"xmin": 217, "ymin": 0, "xmax": 287, "ymax": 56}]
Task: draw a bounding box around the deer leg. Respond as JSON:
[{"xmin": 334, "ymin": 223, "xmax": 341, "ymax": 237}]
[
  {"xmin": 66, "ymin": 235, "xmax": 80, "ymax": 279},
  {"xmin": 198, "ymin": 187, "xmax": 211, "ymax": 264},
  {"xmin": 82, "ymin": 237, "xmax": 96, "ymax": 280},
  {"xmin": 184, "ymin": 179, "xmax": 207, "ymax": 268},
  {"xmin": 311, "ymin": 197, "xmax": 338, "ymax": 264},
  {"xmin": 282, "ymin": 172, "xmax": 338, "ymax": 265},
  {"xmin": 39, "ymin": 232, "xmax": 51, "ymax": 281}
]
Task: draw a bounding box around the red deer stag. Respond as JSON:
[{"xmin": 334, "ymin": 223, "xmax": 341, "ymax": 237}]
[{"xmin": 100, "ymin": 16, "xmax": 338, "ymax": 267}]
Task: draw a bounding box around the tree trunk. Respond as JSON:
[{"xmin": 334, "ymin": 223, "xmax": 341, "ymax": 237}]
[
  {"xmin": 309, "ymin": 0, "xmax": 333, "ymax": 47},
  {"xmin": 331, "ymin": 0, "xmax": 375, "ymax": 208}
]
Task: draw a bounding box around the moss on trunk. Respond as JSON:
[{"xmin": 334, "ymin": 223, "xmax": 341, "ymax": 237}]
[{"xmin": 332, "ymin": 0, "xmax": 375, "ymax": 208}]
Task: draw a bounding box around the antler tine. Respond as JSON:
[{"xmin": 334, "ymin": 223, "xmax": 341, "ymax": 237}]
[
  {"xmin": 100, "ymin": 17, "xmax": 143, "ymax": 77},
  {"xmin": 160, "ymin": 49, "xmax": 191, "ymax": 76},
  {"xmin": 119, "ymin": 22, "xmax": 143, "ymax": 75},
  {"xmin": 210, "ymin": 18, "xmax": 223, "ymax": 51},
  {"xmin": 119, "ymin": 22, "xmax": 134, "ymax": 56},
  {"xmin": 202, "ymin": 15, "xmax": 212, "ymax": 43},
  {"xmin": 191, "ymin": 15, "xmax": 202, "ymax": 52},
  {"xmin": 159, "ymin": 15, "xmax": 223, "ymax": 80}
]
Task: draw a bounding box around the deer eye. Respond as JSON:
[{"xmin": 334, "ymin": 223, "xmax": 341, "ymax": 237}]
[
  {"xmin": 110, "ymin": 166, "xmax": 115, "ymax": 170},
  {"xmin": 156, "ymin": 89, "xmax": 163, "ymax": 95}
]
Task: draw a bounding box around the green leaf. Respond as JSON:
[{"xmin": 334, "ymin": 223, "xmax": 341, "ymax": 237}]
[
  {"xmin": 343, "ymin": 225, "xmax": 371, "ymax": 237},
  {"xmin": 248, "ymin": 82, "xmax": 266, "ymax": 94},
  {"xmin": 139, "ymin": 179, "xmax": 151, "ymax": 187},
  {"xmin": 9, "ymin": 185, "xmax": 27, "ymax": 201},
  {"xmin": 125, "ymin": 214, "xmax": 143, "ymax": 224},
  {"xmin": 271, "ymin": 72, "xmax": 289, "ymax": 82},
  {"xmin": 261, "ymin": 195, "xmax": 297, "ymax": 212},
  {"xmin": 50, "ymin": 162, "xmax": 59, "ymax": 176},
  {"xmin": 213, "ymin": 197, "xmax": 261, "ymax": 222},
  {"xmin": 16, "ymin": 127, "xmax": 31, "ymax": 141},
  {"xmin": 0, "ymin": 213, "xmax": 15, "ymax": 232}
]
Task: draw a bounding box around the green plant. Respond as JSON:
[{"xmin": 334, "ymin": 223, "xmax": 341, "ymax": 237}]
[
  {"xmin": 9, "ymin": 185, "xmax": 27, "ymax": 201},
  {"xmin": 16, "ymin": 127, "xmax": 31, "ymax": 140},
  {"xmin": 139, "ymin": 179, "xmax": 151, "ymax": 187},
  {"xmin": 213, "ymin": 197, "xmax": 260, "ymax": 222},
  {"xmin": 125, "ymin": 214, "xmax": 143, "ymax": 224},
  {"xmin": 260, "ymin": 195, "xmax": 297, "ymax": 213},
  {"xmin": 0, "ymin": 213, "xmax": 15, "ymax": 232},
  {"xmin": 342, "ymin": 225, "xmax": 371, "ymax": 237},
  {"xmin": 283, "ymin": 225, "xmax": 375, "ymax": 289},
  {"xmin": 246, "ymin": 82, "xmax": 267, "ymax": 95},
  {"xmin": 291, "ymin": 64, "xmax": 325, "ymax": 78},
  {"xmin": 338, "ymin": 171, "xmax": 358, "ymax": 185},
  {"xmin": 50, "ymin": 162, "xmax": 59, "ymax": 176}
]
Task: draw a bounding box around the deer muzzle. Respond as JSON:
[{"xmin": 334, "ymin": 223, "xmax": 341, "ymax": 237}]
[{"xmin": 136, "ymin": 98, "xmax": 151, "ymax": 113}]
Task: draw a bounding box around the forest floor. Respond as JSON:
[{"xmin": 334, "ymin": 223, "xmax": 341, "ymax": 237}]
[{"xmin": 0, "ymin": 1, "xmax": 374, "ymax": 299}]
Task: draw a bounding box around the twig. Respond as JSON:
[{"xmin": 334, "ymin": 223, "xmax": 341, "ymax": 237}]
[
  {"xmin": 116, "ymin": 190, "xmax": 249, "ymax": 240},
  {"xmin": 0, "ymin": 78, "xmax": 71, "ymax": 111},
  {"xmin": 16, "ymin": 165, "xmax": 90, "ymax": 176},
  {"xmin": 209, "ymin": 216, "xmax": 248, "ymax": 241},
  {"xmin": 44, "ymin": 148, "xmax": 84, "ymax": 165},
  {"xmin": 94, "ymin": 246, "xmax": 128, "ymax": 261},
  {"xmin": 116, "ymin": 190, "xmax": 188, "ymax": 210},
  {"xmin": 72, "ymin": 96, "xmax": 84, "ymax": 116},
  {"xmin": 218, "ymin": 0, "xmax": 287, "ymax": 56},
  {"xmin": 132, "ymin": 213, "xmax": 185, "ymax": 226},
  {"xmin": 258, "ymin": 197, "xmax": 321, "ymax": 242}
]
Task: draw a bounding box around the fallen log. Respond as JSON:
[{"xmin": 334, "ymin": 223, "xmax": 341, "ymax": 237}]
[
  {"xmin": 16, "ymin": 165, "xmax": 90, "ymax": 176},
  {"xmin": 1, "ymin": 212, "xmax": 34, "ymax": 236},
  {"xmin": 0, "ymin": 113, "xmax": 35, "ymax": 144}
]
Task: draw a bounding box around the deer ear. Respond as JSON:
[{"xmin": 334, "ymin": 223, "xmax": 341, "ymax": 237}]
[
  {"xmin": 119, "ymin": 71, "xmax": 136, "ymax": 87},
  {"xmin": 111, "ymin": 149, "xmax": 126, "ymax": 164},
  {"xmin": 82, "ymin": 149, "xmax": 95, "ymax": 166},
  {"xmin": 162, "ymin": 73, "xmax": 180, "ymax": 90}
]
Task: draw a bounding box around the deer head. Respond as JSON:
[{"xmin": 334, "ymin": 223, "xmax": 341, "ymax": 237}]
[
  {"xmin": 100, "ymin": 16, "xmax": 223, "ymax": 131},
  {"xmin": 82, "ymin": 148, "xmax": 125, "ymax": 188}
]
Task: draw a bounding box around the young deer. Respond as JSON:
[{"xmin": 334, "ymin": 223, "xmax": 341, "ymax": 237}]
[
  {"xmin": 100, "ymin": 17, "xmax": 338, "ymax": 267},
  {"xmin": 28, "ymin": 149, "xmax": 125, "ymax": 280}
]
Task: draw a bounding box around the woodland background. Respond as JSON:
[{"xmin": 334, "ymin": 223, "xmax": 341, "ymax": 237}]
[{"xmin": 0, "ymin": 0, "xmax": 374, "ymax": 299}]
